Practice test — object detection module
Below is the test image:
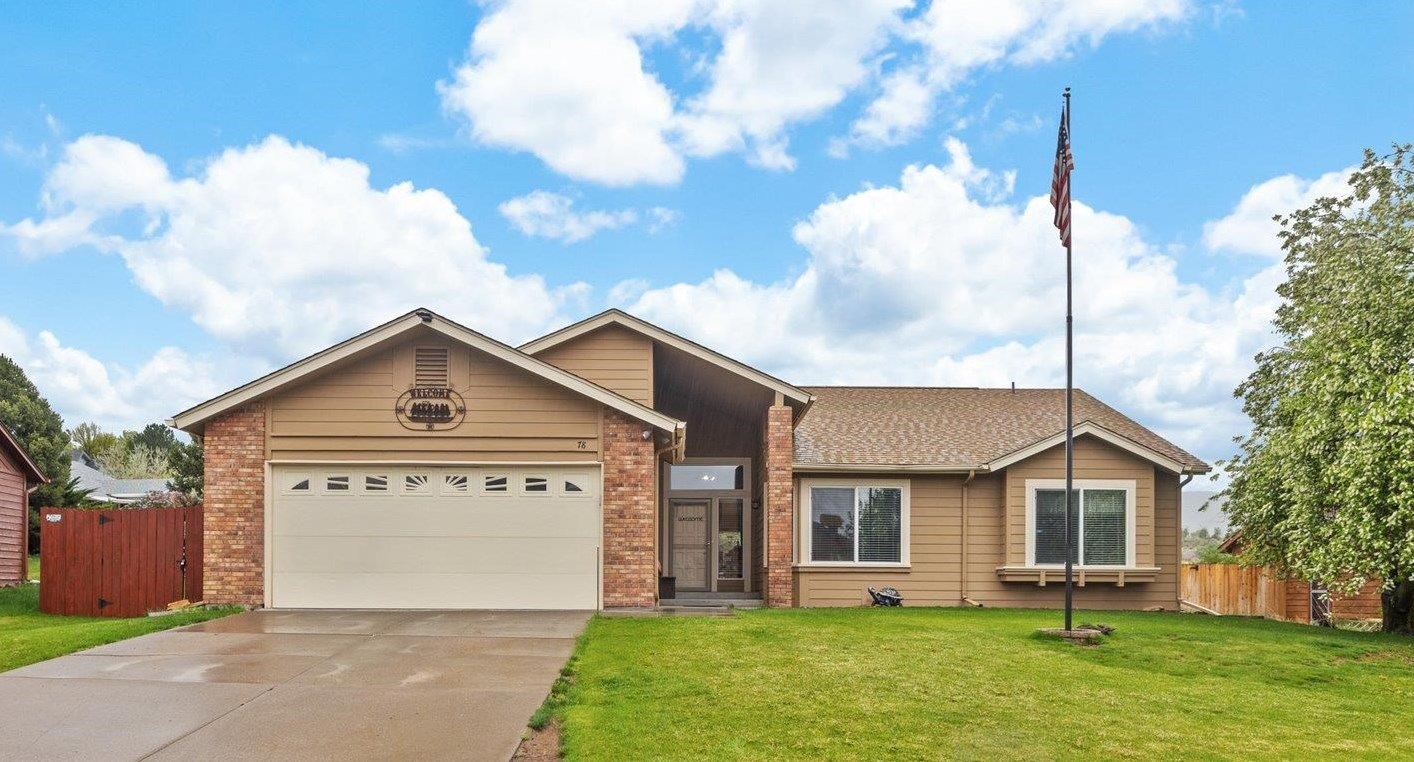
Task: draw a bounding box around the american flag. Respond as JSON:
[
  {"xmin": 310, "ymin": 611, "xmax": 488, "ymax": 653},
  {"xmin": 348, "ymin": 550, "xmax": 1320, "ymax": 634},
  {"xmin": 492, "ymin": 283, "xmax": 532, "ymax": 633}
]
[{"xmin": 1050, "ymin": 101, "xmax": 1073, "ymax": 249}]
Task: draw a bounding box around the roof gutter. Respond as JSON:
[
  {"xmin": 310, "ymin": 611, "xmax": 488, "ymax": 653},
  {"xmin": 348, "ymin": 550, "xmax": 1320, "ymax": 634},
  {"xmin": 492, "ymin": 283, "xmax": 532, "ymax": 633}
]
[{"xmin": 792, "ymin": 462, "xmax": 985, "ymax": 474}]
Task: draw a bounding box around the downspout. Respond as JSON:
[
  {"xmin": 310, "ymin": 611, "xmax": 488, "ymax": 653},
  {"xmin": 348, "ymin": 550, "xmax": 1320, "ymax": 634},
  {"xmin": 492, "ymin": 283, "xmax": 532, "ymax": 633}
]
[{"xmin": 961, "ymin": 470, "xmax": 983, "ymax": 607}]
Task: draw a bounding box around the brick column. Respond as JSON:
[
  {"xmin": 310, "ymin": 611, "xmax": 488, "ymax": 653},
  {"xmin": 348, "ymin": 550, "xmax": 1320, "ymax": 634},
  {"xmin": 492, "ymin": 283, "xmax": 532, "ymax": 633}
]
[
  {"xmin": 764, "ymin": 404, "xmax": 794, "ymax": 607},
  {"xmin": 203, "ymin": 404, "xmax": 266, "ymax": 607},
  {"xmin": 602, "ymin": 409, "xmax": 657, "ymax": 608}
]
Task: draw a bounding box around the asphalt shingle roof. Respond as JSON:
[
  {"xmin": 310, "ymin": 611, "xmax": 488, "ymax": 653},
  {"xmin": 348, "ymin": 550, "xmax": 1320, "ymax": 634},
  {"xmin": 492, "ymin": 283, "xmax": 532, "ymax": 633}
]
[{"xmin": 794, "ymin": 387, "xmax": 1208, "ymax": 472}]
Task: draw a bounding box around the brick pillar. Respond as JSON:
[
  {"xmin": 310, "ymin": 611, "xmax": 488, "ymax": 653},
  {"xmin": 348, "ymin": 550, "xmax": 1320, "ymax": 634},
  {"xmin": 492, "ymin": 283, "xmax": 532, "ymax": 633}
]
[
  {"xmin": 602, "ymin": 409, "xmax": 657, "ymax": 608},
  {"xmin": 203, "ymin": 404, "xmax": 266, "ymax": 606},
  {"xmin": 764, "ymin": 404, "xmax": 794, "ymax": 607}
]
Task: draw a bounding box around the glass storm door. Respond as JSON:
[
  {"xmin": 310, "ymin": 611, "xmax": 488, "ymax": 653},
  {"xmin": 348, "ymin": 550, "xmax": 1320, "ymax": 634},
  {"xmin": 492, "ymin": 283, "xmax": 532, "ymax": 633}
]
[{"xmin": 671, "ymin": 499, "xmax": 710, "ymax": 591}]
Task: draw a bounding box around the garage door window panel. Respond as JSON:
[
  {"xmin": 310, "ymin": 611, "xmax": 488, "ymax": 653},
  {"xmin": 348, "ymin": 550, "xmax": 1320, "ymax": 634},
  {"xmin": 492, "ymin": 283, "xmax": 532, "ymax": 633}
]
[
  {"xmin": 283, "ymin": 472, "xmax": 313, "ymax": 494},
  {"xmin": 443, "ymin": 473, "xmax": 470, "ymax": 494},
  {"xmin": 364, "ymin": 474, "xmax": 389, "ymax": 493},
  {"xmin": 482, "ymin": 474, "xmax": 509, "ymax": 494},
  {"xmin": 403, "ymin": 473, "xmax": 432, "ymax": 495}
]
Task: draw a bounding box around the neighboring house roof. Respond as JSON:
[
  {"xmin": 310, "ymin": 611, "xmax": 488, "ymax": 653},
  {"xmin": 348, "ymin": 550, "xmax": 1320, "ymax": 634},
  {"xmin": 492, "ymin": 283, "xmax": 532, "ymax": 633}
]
[
  {"xmin": 1218, "ymin": 529, "xmax": 1245, "ymax": 554},
  {"xmin": 519, "ymin": 309, "xmax": 815, "ymax": 407},
  {"xmin": 793, "ymin": 387, "xmax": 1210, "ymax": 474},
  {"xmin": 68, "ymin": 455, "xmax": 167, "ymax": 503},
  {"xmin": 170, "ymin": 308, "xmax": 685, "ymax": 436},
  {"xmin": 0, "ymin": 423, "xmax": 48, "ymax": 484}
]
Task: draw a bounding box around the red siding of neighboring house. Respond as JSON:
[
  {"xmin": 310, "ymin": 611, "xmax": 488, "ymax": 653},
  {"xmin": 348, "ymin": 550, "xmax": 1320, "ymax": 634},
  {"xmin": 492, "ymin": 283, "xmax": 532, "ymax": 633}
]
[{"xmin": 0, "ymin": 449, "xmax": 28, "ymax": 586}]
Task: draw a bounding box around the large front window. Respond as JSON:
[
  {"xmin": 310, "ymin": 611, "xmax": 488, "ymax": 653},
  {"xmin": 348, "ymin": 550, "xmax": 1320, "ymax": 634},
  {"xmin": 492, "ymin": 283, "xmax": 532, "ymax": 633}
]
[
  {"xmin": 805, "ymin": 483, "xmax": 907, "ymax": 564},
  {"xmin": 1029, "ymin": 482, "xmax": 1133, "ymax": 566}
]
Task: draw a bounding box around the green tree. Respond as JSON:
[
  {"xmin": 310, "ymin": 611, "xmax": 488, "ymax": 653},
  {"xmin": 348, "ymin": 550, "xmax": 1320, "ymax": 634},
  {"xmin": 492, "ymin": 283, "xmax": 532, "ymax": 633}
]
[
  {"xmin": 1196, "ymin": 544, "xmax": 1237, "ymax": 565},
  {"xmin": 0, "ymin": 355, "xmax": 76, "ymax": 552},
  {"xmin": 69, "ymin": 421, "xmax": 121, "ymax": 462},
  {"xmin": 167, "ymin": 439, "xmax": 203, "ymax": 499},
  {"xmin": 96, "ymin": 443, "xmax": 171, "ymax": 479},
  {"xmin": 1220, "ymin": 144, "xmax": 1414, "ymax": 633},
  {"xmin": 130, "ymin": 422, "xmax": 178, "ymax": 456}
]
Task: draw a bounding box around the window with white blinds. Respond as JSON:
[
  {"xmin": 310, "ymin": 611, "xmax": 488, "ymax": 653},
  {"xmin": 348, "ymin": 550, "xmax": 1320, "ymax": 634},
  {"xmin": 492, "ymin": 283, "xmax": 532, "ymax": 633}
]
[
  {"xmin": 1031, "ymin": 484, "xmax": 1131, "ymax": 566},
  {"xmin": 805, "ymin": 482, "xmax": 908, "ymax": 565},
  {"xmin": 414, "ymin": 347, "xmax": 449, "ymax": 387}
]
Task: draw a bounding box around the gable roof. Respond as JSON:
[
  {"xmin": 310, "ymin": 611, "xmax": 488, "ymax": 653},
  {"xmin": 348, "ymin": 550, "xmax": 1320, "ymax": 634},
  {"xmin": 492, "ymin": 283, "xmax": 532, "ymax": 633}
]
[
  {"xmin": 793, "ymin": 387, "xmax": 1209, "ymax": 474},
  {"xmin": 170, "ymin": 308, "xmax": 685, "ymax": 435},
  {"xmin": 0, "ymin": 423, "xmax": 48, "ymax": 484},
  {"xmin": 519, "ymin": 309, "xmax": 815, "ymax": 407}
]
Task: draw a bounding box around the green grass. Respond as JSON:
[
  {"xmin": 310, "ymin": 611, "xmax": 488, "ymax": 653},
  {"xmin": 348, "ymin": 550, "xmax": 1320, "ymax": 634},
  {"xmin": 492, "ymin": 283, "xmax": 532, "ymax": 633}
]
[
  {"xmin": 0, "ymin": 557, "xmax": 236, "ymax": 673},
  {"xmin": 550, "ymin": 608, "xmax": 1414, "ymax": 761}
]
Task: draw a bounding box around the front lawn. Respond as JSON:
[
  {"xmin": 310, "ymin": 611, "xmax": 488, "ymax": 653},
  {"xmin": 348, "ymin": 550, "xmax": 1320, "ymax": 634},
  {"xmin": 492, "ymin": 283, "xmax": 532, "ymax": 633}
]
[
  {"xmin": 0, "ymin": 568, "xmax": 235, "ymax": 673},
  {"xmin": 550, "ymin": 608, "xmax": 1414, "ymax": 760}
]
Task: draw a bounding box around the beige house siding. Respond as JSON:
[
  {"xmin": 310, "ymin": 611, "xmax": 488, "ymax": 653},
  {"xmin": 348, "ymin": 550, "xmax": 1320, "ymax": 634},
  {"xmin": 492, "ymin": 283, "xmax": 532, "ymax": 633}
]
[
  {"xmin": 267, "ymin": 333, "xmax": 603, "ymax": 462},
  {"xmin": 793, "ymin": 437, "xmax": 1182, "ymax": 610},
  {"xmin": 534, "ymin": 325, "xmax": 653, "ymax": 406},
  {"xmin": 1002, "ymin": 436, "xmax": 1156, "ymax": 568}
]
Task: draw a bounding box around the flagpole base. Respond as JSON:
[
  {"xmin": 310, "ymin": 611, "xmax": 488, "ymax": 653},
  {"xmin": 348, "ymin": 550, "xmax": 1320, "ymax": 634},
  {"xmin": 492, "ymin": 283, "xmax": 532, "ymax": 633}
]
[{"xmin": 1036, "ymin": 627, "xmax": 1105, "ymax": 645}]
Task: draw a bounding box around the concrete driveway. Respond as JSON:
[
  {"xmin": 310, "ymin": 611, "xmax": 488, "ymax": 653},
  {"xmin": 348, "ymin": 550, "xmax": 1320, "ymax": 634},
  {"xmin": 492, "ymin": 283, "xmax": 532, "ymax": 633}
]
[{"xmin": 0, "ymin": 609, "xmax": 590, "ymax": 762}]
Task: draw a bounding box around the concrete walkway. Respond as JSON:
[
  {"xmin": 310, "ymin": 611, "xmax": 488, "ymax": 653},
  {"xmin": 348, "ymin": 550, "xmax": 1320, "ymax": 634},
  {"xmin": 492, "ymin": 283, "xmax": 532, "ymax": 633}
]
[{"xmin": 0, "ymin": 609, "xmax": 590, "ymax": 762}]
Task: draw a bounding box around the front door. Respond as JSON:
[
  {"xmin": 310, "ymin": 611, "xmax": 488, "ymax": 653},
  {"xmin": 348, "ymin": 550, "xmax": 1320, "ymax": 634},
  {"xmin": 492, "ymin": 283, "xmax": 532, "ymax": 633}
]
[{"xmin": 670, "ymin": 499, "xmax": 710, "ymax": 591}]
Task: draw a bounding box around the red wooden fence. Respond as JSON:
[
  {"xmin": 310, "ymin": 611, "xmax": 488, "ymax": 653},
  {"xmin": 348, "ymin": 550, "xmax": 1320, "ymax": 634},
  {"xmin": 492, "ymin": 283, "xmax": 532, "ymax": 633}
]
[{"xmin": 38, "ymin": 506, "xmax": 203, "ymax": 617}]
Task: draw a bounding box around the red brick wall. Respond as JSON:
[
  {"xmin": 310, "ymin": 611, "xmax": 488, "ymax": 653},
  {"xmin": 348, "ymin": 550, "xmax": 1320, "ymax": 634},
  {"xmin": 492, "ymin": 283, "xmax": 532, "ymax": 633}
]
[
  {"xmin": 763, "ymin": 404, "xmax": 794, "ymax": 607},
  {"xmin": 602, "ymin": 409, "xmax": 657, "ymax": 608},
  {"xmin": 203, "ymin": 404, "xmax": 266, "ymax": 606}
]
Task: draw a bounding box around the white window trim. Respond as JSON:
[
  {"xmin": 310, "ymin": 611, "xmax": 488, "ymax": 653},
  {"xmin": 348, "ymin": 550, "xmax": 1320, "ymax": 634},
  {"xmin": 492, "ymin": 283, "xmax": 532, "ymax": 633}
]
[
  {"xmin": 1024, "ymin": 478, "xmax": 1137, "ymax": 568},
  {"xmin": 798, "ymin": 477, "xmax": 911, "ymax": 568}
]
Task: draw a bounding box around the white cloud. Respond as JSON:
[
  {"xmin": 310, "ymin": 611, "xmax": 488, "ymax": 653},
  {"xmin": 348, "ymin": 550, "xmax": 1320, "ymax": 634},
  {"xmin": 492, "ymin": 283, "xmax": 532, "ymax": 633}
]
[
  {"xmin": 618, "ymin": 139, "xmax": 1286, "ymax": 465},
  {"xmin": 0, "ymin": 317, "xmax": 234, "ymax": 431},
  {"xmin": 1202, "ymin": 167, "xmax": 1355, "ymax": 257},
  {"xmin": 848, "ymin": 0, "xmax": 1192, "ymax": 148},
  {"xmin": 3, "ymin": 134, "xmax": 573, "ymax": 361},
  {"xmin": 676, "ymin": 0, "xmax": 909, "ymax": 170},
  {"xmin": 499, "ymin": 190, "xmax": 641, "ymax": 243},
  {"xmin": 646, "ymin": 206, "xmax": 680, "ymax": 233},
  {"xmin": 438, "ymin": 0, "xmax": 697, "ymax": 186},
  {"xmin": 438, "ymin": 1, "xmax": 1189, "ymax": 184}
]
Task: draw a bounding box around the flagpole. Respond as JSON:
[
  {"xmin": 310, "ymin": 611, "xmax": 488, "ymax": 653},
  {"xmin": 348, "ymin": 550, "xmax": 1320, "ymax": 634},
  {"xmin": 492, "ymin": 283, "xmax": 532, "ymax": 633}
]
[{"xmin": 1062, "ymin": 86, "xmax": 1074, "ymax": 632}]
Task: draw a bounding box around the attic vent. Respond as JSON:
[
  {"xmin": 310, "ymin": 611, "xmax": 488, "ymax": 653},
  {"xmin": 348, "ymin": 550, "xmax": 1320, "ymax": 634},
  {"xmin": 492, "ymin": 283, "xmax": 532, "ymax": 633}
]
[{"xmin": 414, "ymin": 347, "xmax": 450, "ymax": 388}]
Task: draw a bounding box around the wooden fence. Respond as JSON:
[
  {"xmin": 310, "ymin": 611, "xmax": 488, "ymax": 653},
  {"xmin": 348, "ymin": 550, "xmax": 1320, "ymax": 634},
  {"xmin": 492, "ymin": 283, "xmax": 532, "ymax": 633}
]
[
  {"xmin": 38, "ymin": 506, "xmax": 202, "ymax": 617},
  {"xmin": 1180, "ymin": 563, "xmax": 1291, "ymax": 620}
]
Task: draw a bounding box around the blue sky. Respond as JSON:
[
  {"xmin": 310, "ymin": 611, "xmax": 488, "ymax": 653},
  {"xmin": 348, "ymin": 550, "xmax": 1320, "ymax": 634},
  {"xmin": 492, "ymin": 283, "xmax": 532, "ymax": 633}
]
[{"xmin": 2, "ymin": 1, "xmax": 1412, "ymax": 473}]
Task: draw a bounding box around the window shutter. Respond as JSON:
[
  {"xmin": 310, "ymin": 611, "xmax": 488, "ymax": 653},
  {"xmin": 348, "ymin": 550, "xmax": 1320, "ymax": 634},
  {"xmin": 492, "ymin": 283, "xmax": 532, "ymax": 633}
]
[
  {"xmin": 857, "ymin": 487, "xmax": 902, "ymax": 562},
  {"xmin": 414, "ymin": 347, "xmax": 449, "ymax": 387},
  {"xmin": 1081, "ymin": 489, "xmax": 1127, "ymax": 565}
]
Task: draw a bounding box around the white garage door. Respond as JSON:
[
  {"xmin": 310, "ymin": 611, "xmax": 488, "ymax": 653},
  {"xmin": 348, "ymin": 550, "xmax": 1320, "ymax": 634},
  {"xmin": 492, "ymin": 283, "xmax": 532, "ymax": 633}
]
[{"xmin": 270, "ymin": 465, "xmax": 600, "ymax": 610}]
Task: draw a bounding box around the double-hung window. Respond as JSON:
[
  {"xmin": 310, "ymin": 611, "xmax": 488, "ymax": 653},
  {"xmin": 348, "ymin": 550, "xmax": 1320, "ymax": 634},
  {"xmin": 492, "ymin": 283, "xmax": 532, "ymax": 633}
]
[
  {"xmin": 803, "ymin": 481, "xmax": 908, "ymax": 565},
  {"xmin": 1027, "ymin": 480, "xmax": 1134, "ymax": 567}
]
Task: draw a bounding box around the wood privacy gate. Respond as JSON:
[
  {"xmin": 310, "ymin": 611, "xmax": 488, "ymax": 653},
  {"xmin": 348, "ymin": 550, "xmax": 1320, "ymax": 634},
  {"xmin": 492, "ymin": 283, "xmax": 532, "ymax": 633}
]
[{"xmin": 39, "ymin": 506, "xmax": 203, "ymax": 617}]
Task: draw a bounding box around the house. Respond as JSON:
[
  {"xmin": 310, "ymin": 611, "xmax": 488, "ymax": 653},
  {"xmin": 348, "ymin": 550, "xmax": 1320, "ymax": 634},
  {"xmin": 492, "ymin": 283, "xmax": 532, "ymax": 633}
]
[
  {"xmin": 170, "ymin": 308, "xmax": 1210, "ymax": 610},
  {"xmin": 1, "ymin": 423, "xmax": 48, "ymax": 586},
  {"xmin": 1216, "ymin": 531, "xmax": 1382, "ymax": 624},
  {"xmin": 68, "ymin": 450, "xmax": 170, "ymax": 504}
]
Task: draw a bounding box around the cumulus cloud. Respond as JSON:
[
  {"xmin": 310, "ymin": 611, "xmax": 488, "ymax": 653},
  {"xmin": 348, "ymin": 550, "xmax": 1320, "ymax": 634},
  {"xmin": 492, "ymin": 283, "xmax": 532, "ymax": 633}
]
[
  {"xmin": 1202, "ymin": 167, "xmax": 1355, "ymax": 257},
  {"xmin": 848, "ymin": 0, "xmax": 1192, "ymax": 147},
  {"xmin": 619, "ymin": 139, "xmax": 1287, "ymax": 465},
  {"xmin": 438, "ymin": 1, "xmax": 697, "ymax": 186},
  {"xmin": 438, "ymin": 0, "xmax": 1191, "ymax": 183},
  {"xmin": 676, "ymin": 0, "xmax": 909, "ymax": 170},
  {"xmin": 0, "ymin": 317, "xmax": 234, "ymax": 431},
  {"xmin": 2, "ymin": 134, "xmax": 574, "ymax": 360},
  {"xmin": 498, "ymin": 190, "xmax": 642, "ymax": 243}
]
